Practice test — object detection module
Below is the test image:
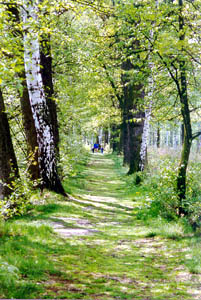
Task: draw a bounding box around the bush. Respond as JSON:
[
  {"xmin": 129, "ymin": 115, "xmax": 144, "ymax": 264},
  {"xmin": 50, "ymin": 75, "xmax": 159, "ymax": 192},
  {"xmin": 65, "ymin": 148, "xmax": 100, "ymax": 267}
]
[
  {"xmin": 182, "ymin": 162, "xmax": 201, "ymax": 229},
  {"xmin": 126, "ymin": 171, "xmax": 146, "ymax": 187},
  {"xmin": 0, "ymin": 175, "xmax": 38, "ymax": 219},
  {"xmin": 135, "ymin": 155, "xmax": 201, "ymax": 228},
  {"xmin": 136, "ymin": 158, "xmax": 179, "ymax": 220}
]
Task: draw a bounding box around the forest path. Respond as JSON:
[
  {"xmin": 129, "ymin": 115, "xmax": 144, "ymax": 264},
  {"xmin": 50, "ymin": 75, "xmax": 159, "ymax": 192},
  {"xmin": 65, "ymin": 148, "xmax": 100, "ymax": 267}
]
[{"xmin": 45, "ymin": 154, "xmax": 201, "ymax": 299}]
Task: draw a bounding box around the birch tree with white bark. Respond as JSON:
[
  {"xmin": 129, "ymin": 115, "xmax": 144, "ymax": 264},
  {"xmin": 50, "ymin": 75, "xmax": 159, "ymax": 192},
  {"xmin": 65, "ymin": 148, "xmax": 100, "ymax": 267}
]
[{"xmin": 22, "ymin": 0, "xmax": 66, "ymax": 195}]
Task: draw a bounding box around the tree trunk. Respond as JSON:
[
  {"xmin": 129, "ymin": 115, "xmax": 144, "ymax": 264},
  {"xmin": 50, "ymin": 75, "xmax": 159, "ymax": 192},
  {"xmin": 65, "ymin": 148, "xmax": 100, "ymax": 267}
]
[
  {"xmin": 22, "ymin": 1, "xmax": 66, "ymax": 196},
  {"xmin": 111, "ymin": 124, "xmax": 120, "ymax": 153},
  {"xmin": 170, "ymin": 129, "xmax": 173, "ymax": 147},
  {"xmin": 0, "ymin": 89, "xmax": 19, "ymax": 199},
  {"xmin": 40, "ymin": 34, "xmax": 60, "ymax": 157},
  {"xmin": 139, "ymin": 103, "xmax": 152, "ymax": 170},
  {"xmin": 127, "ymin": 106, "xmax": 145, "ymax": 174},
  {"xmin": 156, "ymin": 124, "xmax": 160, "ymax": 148},
  {"xmin": 165, "ymin": 130, "xmax": 169, "ymax": 147},
  {"xmin": 176, "ymin": 0, "xmax": 192, "ymax": 212},
  {"xmin": 121, "ymin": 115, "xmax": 130, "ymax": 165},
  {"xmin": 177, "ymin": 132, "xmax": 191, "ymax": 211},
  {"xmin": 121, "ymin": 59, "xmax": 145, "ymax": 174},
  {"xmin": 196, "ymin": 135, "xmax": 201, "ymax": 153},
  {"xmin": 104, "ymin": 129, "xmax": 109, "ymax": 145},
  {"xmin": 6, "ymin": 3, "xmax": 40, "ymax": 181},
  {"xmin": 20, "ymin": 73, "xmax": 40, "ymax": 180},
  {"xmin": 181, "ymin": 123, "xmax": 184, "ymax": 145}
]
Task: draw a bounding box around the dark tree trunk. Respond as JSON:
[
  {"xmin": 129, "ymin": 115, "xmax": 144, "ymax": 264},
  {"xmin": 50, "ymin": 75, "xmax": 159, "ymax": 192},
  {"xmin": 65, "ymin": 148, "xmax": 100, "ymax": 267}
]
[
  {"xmin": 40, "ymin": 34, "xmax": 60, "ymax": 157},
  {"xmin": 157, "ymin": 124, "xmax": 160, "ymax": 148},
  {"xmin": 104, "ymin": 129, "xmax": 109, "ymax": 144},
  {"xmin": 121, "ymin": 59, "xmax": 145, "ymax": 174},
  {"xmin": 111, "ymin": 124, "xmax": 120, "ymax": 153},
  {"xmin": 0, "ymin": 89, "xmax": 19, "ymax": 199},
  {"xmin": 176, "ymin": 0, "xmax": 193, "ymax": 213},
  {"xmin": 121, "ymin": 115, "xmax": 130, "ymax": 165},
  {"xmin": 177, "ymin": 132, "xmax": 191, "ymax": 212},
  {"xmin": 177, "ymin": 77, "xmax": 192, "ymax": 212},
  {"xmin": 152, "ymin": 131, "xmax": 155, "ymax": 146},
  {"xmin": 127, "ymin": 101, "xmax": 145, "ymax": 174},
  {"xmin": 181, "ymin": 123, "xmax": 184, "ymax": 145},
  {"xmin": 121, "ymin": 61, "xmax": 132, "ymax": 166}
]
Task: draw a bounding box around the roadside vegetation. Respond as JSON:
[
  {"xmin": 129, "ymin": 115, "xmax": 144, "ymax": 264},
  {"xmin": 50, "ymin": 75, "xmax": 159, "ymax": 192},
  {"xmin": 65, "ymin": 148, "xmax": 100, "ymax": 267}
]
[{"xmin": 0, "ymin": 150, "xmax": 201, "ymax": 299}]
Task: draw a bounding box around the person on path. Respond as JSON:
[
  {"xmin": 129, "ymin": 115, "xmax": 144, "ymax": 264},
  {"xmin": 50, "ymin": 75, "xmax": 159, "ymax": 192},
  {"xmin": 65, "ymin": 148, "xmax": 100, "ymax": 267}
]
[{"xmin": 94, "ymin": 143, "xmax": 99, "ymax": 152}]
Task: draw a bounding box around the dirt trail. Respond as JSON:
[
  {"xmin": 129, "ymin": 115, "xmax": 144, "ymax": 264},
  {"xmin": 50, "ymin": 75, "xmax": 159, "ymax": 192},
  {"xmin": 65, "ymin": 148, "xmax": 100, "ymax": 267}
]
[{"xmin": 49, "ymin": 154, "xmax": 201, "ymax": 300}]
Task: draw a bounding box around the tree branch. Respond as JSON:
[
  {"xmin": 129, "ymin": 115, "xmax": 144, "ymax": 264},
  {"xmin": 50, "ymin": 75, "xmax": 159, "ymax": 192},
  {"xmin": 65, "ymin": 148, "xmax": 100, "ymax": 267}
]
[
  {"xmin": 192, "ymin": 131, "xmax": 201, "ymax": 140},
  {"xmin": 184, "ymin": 48, "xmax": 201, "ymax": 66},
  {"xmin": 102, "ymin": 64, "xmax": 123, "ymax": 107}
]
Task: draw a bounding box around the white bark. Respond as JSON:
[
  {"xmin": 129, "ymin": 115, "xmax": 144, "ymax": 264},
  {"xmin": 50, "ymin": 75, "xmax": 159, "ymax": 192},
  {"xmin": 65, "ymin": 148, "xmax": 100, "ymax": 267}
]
[
  {"xmin": 173, "ymin": 128, "xmax": 179, "ymax": 149},
  {"xmin": 139, "ymin": 101, "xmax": 152, "ymax": 171},
  {"xmin": 197, "ymin": 136, "xmax": 201, "ymax": 153},
  {"xmin": 166, "ymin": 130, "xmax": 169, "ymax": 147},
  {"xmin": 99, "ymin": 127, "xmax": 103, "ymax": 145},
  {"xmin": 108, "ymin": 127, "xmax": 111, "ymax": 147},
  {"xmin": 139, "ymin": 27, "xmax": 154, "ymax": 171},
  {"xmin": 22, "ymin": 0, "xmax": 57, "ymax": 186}
]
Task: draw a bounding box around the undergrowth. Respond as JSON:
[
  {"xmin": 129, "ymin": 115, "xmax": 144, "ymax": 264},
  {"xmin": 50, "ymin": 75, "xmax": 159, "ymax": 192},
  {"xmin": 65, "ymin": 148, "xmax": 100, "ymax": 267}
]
[{"xmin": 122, "ymin": 149, "xmax": 201, "ymax": 229}]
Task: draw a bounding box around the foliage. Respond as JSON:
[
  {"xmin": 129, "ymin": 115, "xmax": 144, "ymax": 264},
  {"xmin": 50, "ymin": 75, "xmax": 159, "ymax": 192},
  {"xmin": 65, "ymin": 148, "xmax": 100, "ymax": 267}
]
[
  {"xmin": 59, "ymin": 137, "xmax": 89, "ymax": 178},
  {"xmin": 182, "ymin": 162, "xmax": 201, "ymax": 229},
  {"xmin": 131, "ymin": 160, "xmax": 179, "ymax": 221},
  {"xmin": 0, "ymin": 174, "xmax": 38, "ymax": 219},
  {"xmin": 127, "ymin": 150, "xmax": 201, "ymax": 229}
]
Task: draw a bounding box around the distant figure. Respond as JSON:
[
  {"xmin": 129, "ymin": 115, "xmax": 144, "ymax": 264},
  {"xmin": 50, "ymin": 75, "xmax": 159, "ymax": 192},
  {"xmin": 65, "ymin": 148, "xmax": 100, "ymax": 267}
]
[
  {"xmin": 92, "ymin": 147, "xmax": 94, "ymax": 153},
  {"xmin": 94, "ymin": 143, "xmax": 99, "ymax": 152},
  {"xmin": 101, "ymin": 147, "xmax": 104, "ymax": 154}
]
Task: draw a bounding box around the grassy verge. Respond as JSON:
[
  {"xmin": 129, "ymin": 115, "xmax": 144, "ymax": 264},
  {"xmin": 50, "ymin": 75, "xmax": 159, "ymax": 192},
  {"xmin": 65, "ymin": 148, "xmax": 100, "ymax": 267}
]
[
  {"xmin": 110, "ymin": 151, "xmax": 201, "ymax": 276},
  {"xmin": 0, "ymin": 152, "xmax": 200, "ymax": 299}
]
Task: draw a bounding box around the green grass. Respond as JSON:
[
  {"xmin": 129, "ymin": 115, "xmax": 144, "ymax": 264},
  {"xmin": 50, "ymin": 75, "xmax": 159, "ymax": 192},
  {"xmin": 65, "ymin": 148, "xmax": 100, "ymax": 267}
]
[{"xmin": 0, "ymin": 153, "xmax": 201, "ymax": 299}]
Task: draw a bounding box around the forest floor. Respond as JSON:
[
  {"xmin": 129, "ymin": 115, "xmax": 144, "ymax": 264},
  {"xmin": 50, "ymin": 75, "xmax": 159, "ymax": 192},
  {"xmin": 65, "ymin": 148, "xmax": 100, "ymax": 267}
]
[{"xmin": 1, "ymin": 153, "xmax": 201, "ymax": 299}]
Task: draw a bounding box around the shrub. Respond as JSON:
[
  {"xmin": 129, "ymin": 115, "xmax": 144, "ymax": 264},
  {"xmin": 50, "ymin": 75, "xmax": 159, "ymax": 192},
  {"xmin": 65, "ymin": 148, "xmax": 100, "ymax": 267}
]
[
  {"xmin": 136, "ymin": 158, "xmax": 179, "ymax": 220},
  {"xmin": 135, "ymin": 155, "xmax": 201, "ymax": 228},
  {"xmin": 126, "ymin": 171, "xmax": 145, "ymax": 187},
  {"xmin": 0, "ymin": 175, "xmax": 38, "ymax": 219},
  {"xmin": 182, "ymin": 162, "xmax": 201, "ymax": 229}
]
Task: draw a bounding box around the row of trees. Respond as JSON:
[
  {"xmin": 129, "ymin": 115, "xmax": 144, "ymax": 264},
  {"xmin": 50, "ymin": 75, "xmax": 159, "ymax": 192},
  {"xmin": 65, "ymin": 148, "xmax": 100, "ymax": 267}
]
[
  {"xmin": 100, "ymin": 0, "xmax": 201, "ymax": 213},
  {"xmin": 0, "ymin": 0, "xmax": 200, "ymax": 215},
  {"xmin": 0, "ymin": 0, "xmax": 67, "ymax": 201}
]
